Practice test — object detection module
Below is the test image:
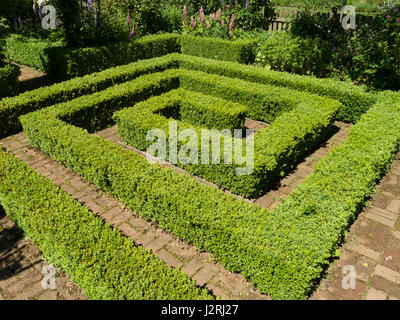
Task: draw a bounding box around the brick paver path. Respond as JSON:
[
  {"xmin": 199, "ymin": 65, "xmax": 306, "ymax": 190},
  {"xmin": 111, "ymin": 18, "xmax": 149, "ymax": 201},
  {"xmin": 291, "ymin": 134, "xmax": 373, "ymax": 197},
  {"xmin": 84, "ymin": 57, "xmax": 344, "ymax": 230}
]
[
  {"xmin": 7, "ymin": 62, "xmax": 54, "ymax": 94},
  {"xmin": 311, "ymin": 156, "xmax": 400, "ymax": 300},
  {"xmin": 1, "ymin": 119, "xmax": 399, "ymax": 300},
  {"xmin": 0, "ymin": 209, "xmax": 85, "ymax": 300}
]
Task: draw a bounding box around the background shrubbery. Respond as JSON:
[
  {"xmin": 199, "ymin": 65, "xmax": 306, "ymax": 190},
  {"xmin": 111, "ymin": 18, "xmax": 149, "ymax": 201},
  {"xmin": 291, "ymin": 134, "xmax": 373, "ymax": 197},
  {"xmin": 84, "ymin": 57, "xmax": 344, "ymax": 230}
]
[
  {"xmin": 258, "ymin": 1, "xmax": 400, "ymax": 90},
  {"xmin": 260, "ymin": 32, "xmax": 333, "ymax": 77}
]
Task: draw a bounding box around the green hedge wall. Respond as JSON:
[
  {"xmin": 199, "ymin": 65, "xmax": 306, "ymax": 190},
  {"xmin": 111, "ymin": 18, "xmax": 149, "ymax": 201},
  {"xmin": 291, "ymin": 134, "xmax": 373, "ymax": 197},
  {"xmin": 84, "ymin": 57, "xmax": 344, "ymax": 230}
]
[
  {"xmin": 0, "ymin": 150, "xmax": 211, "ymax": 300},
  {"xmin": 0, "ymin": 63, "xmax": 20, "ymax": 99},
  {"xmin": 1, "ymin": 52, "xmax": 380, "ymax": 140},
  {"xmin": 46, "ymin": 33, "xmax": 182, "ymax": 80},
  {"xmin": 115, "ymin": 88, "xmax": 247, "ymax": 133},
  {"xmin": 5, "ymin": 33, "xmax": 181, "ymax": 81},
  {"xmin": 264, "ymin": 93, "xmax": 400, "ymax": 298},
  {"xmin": 19, "ymin": 74, "xmax": 399, "ymax": 300},
  {"xmin": 176, "ymin": 54, "xmax": 376, "ymax": 123},
  {"xmin": 181, "ymin": 35, "xmax": 257, "ymax": 65},
  {"xmin": 0, "ymin": 54, "xmax": 178, "ymax": 139},
  {"xmin": 176, "ymin": 68, "xmax": 334, "ymax": 123}
]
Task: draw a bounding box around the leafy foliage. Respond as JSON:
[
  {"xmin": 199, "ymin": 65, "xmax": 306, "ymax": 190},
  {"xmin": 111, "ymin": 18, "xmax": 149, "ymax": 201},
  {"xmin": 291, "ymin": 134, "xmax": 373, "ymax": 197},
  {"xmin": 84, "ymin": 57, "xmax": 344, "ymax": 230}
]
[
  {"xmin": 4, "ymin": 33, "xmax": 180, "ymax": 80},
  {"xmin": 289, "ymin": 2, "xmax": 400, "ymax": 90},
  {"xmin": 115, "ymin": 73, "xmax": 340, "ymax": 198},
  {"xmin": 177, "ymin": 54, "xmax": 375, "ymax": 122},
  {"xmin": 0, "ymin": 52, "xmax": 178, "ymax": 138},
  {"xmin": 259, "ymin": 32, "xmax": 334, "ymax": 77},
  {"xmin": 0, "ymin": 149, "xmax": 212, "ymax": 300},
  {"xmin": 0, "ymin": 63, "xmax": 20, "ymax": 99},
  {"xmin": 181, "ymin": 35, "xmax": 257, "ymax": 63},
  {"xmin": 19, "ymin": 62, "xmax": 400, "ymax": 299}
]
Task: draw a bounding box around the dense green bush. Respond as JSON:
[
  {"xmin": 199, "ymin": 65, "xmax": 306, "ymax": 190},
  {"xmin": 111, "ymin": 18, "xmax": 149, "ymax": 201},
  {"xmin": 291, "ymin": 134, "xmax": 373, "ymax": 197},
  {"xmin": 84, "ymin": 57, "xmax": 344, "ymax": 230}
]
[
  {"xmin": 160, "ymin": 2, "xmax": 184, "ymax": 33},
  {"xmin": 1, "ymin": 52, "xmax": 377, "ymax": 140},
  {"xmin": 5, "ymin": 34, "xmax": 62, "ymax": 71},
  {"xmin": 181, "ymin": 35, "xmax": 257, "ymax": 64},
  {"xmin": 259, "ymin": 32, "xmax": 333, "ymax": 77},
  {"xmin": 19, "ymin": 68, "xmax": 400, "ymax": 299},
  {"xmin": 46, "ymin": 33, "xmax": 181, "ymax": 80},
  {"xmin": 290, "ymin": 3, "xmax": 400, "ymax": 90},
  {"xmin": 0, "ymin": 149, "xmax": 211, "ymax": 300},
  {"xmin": 0, "ymin": 17, "xmax": 10, "ymax": 66},
  {"xmin": 0, "ymin": 63, "xmax": 20, "ymax": 99},
  {"xmin": 4, "ymin": 33, "xmax": 180, "ymax": 80},
  {"xmin": 117, "ymin": 87, "xmax": 247, "ymax": 132},
  {"xmin": 177, "ymin": 54, "xmax": 376, "ymax": 122},
  {"xmin": 182, "ymin": 0, "xmax": 272, "ymax": 38},
  {"xmin": 0, "ymin": 54, "xmax": 177, "ymax": 138}
]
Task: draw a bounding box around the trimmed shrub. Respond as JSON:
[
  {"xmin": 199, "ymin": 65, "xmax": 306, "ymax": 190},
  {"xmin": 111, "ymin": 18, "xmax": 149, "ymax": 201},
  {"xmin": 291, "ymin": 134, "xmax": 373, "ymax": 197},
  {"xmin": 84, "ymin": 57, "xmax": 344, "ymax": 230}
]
[
  {"xmin": 20, "ymin": 81, "xmax": 400, "ymax": 299},
  {"xmin": 5, "ymin": 34, "xmax": 62, "ymax": 71},
  {"xmin": 264, "ymin": 92, "xmax": 400, "ymax": 299},
  {"xmin": 46, "ymin": 33, "xmax": 182, "ymax": 80},
  {"xmin": 1, "ymin": 52, "xmax": 378, "ymax": 140},
  {"xmin": 0, "ymin": 63, "xmax": 20, "ymax": 99},
  {"xmin": 181, "ymin": 35, "xmax": 257, "ymax": 64},
  {"xmin": 0, "ymin": 149, "xmax": 211, "ymax": 300},
  {"xmin": 176, "ymin": 54, "xmax": 376, "ymax": 123},
  {"xmin": 125, "ymin": 88, "xmax": 247, "ymax": 131},
  {"xmin": 114, "ymin": 75, "xmax": 341, "ymax": 198},
  {"xmin": 176, "ymin": 68, "xmax": 339, "ymax": 123},
  {"xmin": 5, "ymin": 33, "xmax": 181, "ymax": 80},
  {"xmin": 0, "ymin": 54, "xmax": 178, "ymax": 138}
]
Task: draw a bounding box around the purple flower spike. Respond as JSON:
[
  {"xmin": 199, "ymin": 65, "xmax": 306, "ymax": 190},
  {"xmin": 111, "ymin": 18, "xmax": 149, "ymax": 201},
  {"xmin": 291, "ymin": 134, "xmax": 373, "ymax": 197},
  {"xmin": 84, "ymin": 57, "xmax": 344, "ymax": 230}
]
[
  {"xmin": 87, "ymin": 0, "xmax": 93, "ymax": 11},
  {"xmin": 216, "ymin": 8, "xmax": 222, "ymax": 21},
  {"xmin": 200, "ymin": 7, "xmax": 205, "ymax": 24},
  {"xmin": 129, "ymin": 25, "xmax": 135, "ymax": 39},
  {"xmin": 183, "ymin": 5, "xmax": 187, "ymax": 25}
]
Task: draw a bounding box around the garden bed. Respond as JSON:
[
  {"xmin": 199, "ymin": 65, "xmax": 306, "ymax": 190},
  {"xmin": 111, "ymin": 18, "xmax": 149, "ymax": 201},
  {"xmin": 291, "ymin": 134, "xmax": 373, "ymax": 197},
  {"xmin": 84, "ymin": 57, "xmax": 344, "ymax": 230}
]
[{"xmin": 5, "ymin": 52, "xmax": 397, "ymax": 299}]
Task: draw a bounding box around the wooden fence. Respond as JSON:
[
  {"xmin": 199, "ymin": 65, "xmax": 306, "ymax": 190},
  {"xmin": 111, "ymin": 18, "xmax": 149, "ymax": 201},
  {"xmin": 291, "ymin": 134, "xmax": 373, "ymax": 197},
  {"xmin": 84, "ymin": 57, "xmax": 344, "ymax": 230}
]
[{"xmin": 268, "ymin": 6, "xmax": 298, "ymax": 31}]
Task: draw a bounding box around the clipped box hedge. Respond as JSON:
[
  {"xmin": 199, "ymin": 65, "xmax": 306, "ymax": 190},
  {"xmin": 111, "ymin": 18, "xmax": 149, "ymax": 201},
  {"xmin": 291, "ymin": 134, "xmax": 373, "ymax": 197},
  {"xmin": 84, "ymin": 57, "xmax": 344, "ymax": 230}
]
[
  {"xmin": 0, "ymin": 149, "xmax": 211, "ymax": 300},
  {"xmin": 0, "ymin": 63, "xmax": 20, "ymax": 99},
  {"xmin": 0, "ymin": 54, "xmax": 178, "ymax": 139},
  {"xmin": 0, "ymin": 52, "xmax": 380, "ymax": 140},
  {"xmin": 115, "ymin": 88, "xmax": 247, "ymax": 134},
  {"xmin": 176, "ymin": 54, "xmax": 376, "ymax": 123},
  {"xmin": 181, "ymin": 35, "xmax": 257, "ymax": 64},
  {"xmin": 47, "ymin": 33, "xmax": 181, "ymax": 80},
  {"xmin": 5, "ymin": 33, "xmax": 180, "ymax": 81},
  {"xmin": 19, "ymin": 73, "xmax": 400, "ymax": 300},
  {"xmin": 5, "ymin": 34, "xmax": 61, "ymax": 71}
]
